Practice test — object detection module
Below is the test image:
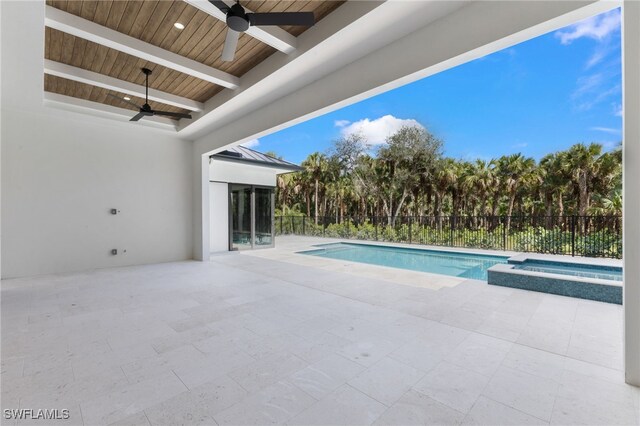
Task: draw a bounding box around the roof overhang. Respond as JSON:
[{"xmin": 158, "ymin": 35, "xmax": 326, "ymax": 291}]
[
  {"xmin": 193, "ymin": 0, "xmax": 620, "ymax": 156},
  {"xmin": 179, "ymin": 0, "xmax": 472, "ymax": 140},
  {"xmin": 210, "ymin": 154, "xmax": 303, "ymax": 172}
]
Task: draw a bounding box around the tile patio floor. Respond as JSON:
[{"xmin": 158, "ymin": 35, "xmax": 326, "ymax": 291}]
[{"xmin": 1, "ymin": 236, "xmax": 638, "ymax": 425}]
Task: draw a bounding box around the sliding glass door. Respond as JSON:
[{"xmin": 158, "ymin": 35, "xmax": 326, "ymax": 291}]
[
  {"xmin": 254, "ymin": 188, "xmax": 273, "ymax": 247},
  {"xmin": 230, "ymin": 185, "xmax": 253, "ymax": 250},
  {"xmin": 229, "ymin": 185, "xmax": 274, "ymax": 250}
]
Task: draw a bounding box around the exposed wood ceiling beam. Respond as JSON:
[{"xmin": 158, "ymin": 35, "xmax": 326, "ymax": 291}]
[
  {"xmin": 44, "ymin": 5, "xmax": 240, "ymax": 89},
  {"xmin": 44, "ymin": 60, "xmax": 204, "ymax": 112},
  {"xmin": 184, "ymin": 0, "xmax": 297, "ymax": 54},
  {"xmin": 43, "ymin": 92, "xmax": 178, "ymax": 130}
]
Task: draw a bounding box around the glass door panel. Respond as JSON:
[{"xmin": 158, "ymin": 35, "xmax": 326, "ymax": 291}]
[
  {"xmin": 255, "ymin": 188, "xmax": 273, "ymax": 247},
  {"xmin": 230, "ymin": 185, "xmax": 252, "ymax": 250}
]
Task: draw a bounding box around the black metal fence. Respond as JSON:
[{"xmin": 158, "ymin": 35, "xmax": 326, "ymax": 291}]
[{"xmin": 275, "ymin": 215, "xmax": 622, "ymax": 259}]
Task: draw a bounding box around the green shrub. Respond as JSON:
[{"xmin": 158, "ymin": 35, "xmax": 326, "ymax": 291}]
[{"xmin": 275, "ymin": 217, "xmax": 621, "ymax": 259}]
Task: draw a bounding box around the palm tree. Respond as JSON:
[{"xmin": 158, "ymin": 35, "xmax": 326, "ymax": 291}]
[
  {"xmin": 563, "ymin": 143, "xmax": 602, "ymax": 219},
  {"xmin": 538, "ymin": 152, "xmax": 570, "ymax": 225},
  {"xmin": 301, "ymin": 152, "xmax": 328, "ymax": 224},
  {"xmin": 336, "ymin": 176, "xmax": 354, "ymax": 222},
  {"xmin": 496, "ymin": 153, "xmax": 535, "ymax": 232},
  {"xmin": 432, "ymin": 158, "xmax": 458, "ymax": 229},
  {"xmin": 463, "ymin": 159, "xmax": 495, "ymax": 217},
  {"xmin": 592, "ymin": 151, "xmax": 622, "ymax": 204},
  {"xmin": 444, "ymin": 161, "xmax": 462, "ymax": 216},
  {"xmin": 293, "ymin": 170, "xmax": 312, "ymax": 218},
  {"xmin": 591, "ymin": 191, "xmax": 622, "ymax": 216}
]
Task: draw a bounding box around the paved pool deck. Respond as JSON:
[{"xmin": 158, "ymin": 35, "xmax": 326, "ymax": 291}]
[{"xmin": 1, "ymin": 236, "xmax": 637, "ymax": 425}]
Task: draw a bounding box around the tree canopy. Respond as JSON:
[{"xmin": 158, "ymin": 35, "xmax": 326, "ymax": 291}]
[{"xmin": 276, "ymin": 125, "xmax": 622, "ymax": 227}]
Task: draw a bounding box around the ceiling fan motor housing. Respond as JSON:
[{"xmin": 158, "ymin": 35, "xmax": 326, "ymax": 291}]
[{"xmin": 227, "ymin": 3, "xmax": 250, "ymax": 32}]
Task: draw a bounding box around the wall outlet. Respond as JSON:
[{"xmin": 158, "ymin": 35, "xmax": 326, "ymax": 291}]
[{"xmin": 111, "ymin": 249, "xmax": 117, "ymax": 255}]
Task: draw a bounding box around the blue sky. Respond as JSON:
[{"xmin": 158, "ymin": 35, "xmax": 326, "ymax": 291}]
[{"xmin": 244, "ymin": 9, "xmax": 622, "ymax": 164}]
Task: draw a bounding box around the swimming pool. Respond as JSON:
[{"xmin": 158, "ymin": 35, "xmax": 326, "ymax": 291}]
[
  {"xmin": 513, "ymin": 260, "xmax": 622, "ymax": 281},
  {"xmin": 299, "ymin": 242, "xmax": 508, "ymax": 280}
]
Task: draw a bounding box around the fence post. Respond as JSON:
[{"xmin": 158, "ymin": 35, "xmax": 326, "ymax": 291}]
[
  {"xmin": 280, "ymin": 216, "xmax": 283, "ymax": 234},
  {"xmin": 302, "ymin": 216, "xmax": 306, "ymax": 235},
  {"xmin": 409, "ymin": 217, "xmax": 412, "ymax": 244},
  {"xmin": 323, "ymin": 216, "xmax": 326, "ymax": 237},
  {"xmin": 571, "ymin": 215, "xmax": 576, "ymax": 257},
  {"xmin": 449, "ymin": 216, "xmax": 454, "ymax": 247},
  {"xmin": 502, "ymin": 217, "xmax": 506, "ymax": 251}
]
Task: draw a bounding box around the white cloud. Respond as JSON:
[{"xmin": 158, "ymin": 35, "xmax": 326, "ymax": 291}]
[
  {"xmin": 240, "ymin": 138, "xmax": 260, "ymax": 148},
  {"xmin": 573, "ymin": 73, "xmax": 603, "ymax": 98},
  {"xmin": 576, "ymin": 83, "xmax": 620, "ymax": 111},
  {"xmin": 555, "ymin": 9, "xmax": 620, "ymax": 45},
  {"xmin": 511, "ymin": 142, "xmax": 528, "ymax": 149},
  {"xmin": 590, "ymin": 126, "xmax": 620, "ymax": 134},
  {"xmin": 557, "ymin": 10, "xmax": 621, "ymax": 101},
  {"xmin": 334, "ymin": 120, "xmax": 350, "ymax": 128},
  {"xmin": 571, "ymin": 73, "xmax": 620, "ymax": 111},
  {"xmin": 586, "ymin": 46, "xmax": 607, "ymax": 69},
  {"xmin": 339, "ymin": 115, "xmax": 424, "ymax": 145},
  {"xmin": 614, "ymin": 103, "xmax": 623, "ymax": 117}
]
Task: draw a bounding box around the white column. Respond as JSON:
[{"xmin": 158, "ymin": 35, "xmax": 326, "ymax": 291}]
[
  {"xmin": 623, "ymin": 0, "xmax": 640, "ymax": 387},
  {"xmin": 193, "ymin": 152, "xmax": 210, "ymax": 261}
]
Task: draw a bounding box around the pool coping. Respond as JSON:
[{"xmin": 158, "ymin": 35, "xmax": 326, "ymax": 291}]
[
  {"xmin": 506, "ymin": 252, "xmax": 622, "ymax": 268},
  {"xmin": 301, "ymin": 239, "xmax": 519, "ymax": 259},
  {"xmin": 297, "ymin": 241, "xmax": 510, "ymax": 280},
  {"xmin": 243, "ymin": 240, "xmax": 470, "ymax": 290}
]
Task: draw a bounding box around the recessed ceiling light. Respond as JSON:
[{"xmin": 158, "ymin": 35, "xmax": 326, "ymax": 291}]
[
  {"xmin": 123, "ymin": 96, "xmax": 131, "ymax": 101},
  {"xmin": 174, "ymin": 22, "xmax": 185, "ymax": 30}
]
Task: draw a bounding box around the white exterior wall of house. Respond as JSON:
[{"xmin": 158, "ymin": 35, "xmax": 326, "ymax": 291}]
[
  {"xmin": 0, "ymin": 1, "xmax": 193, "ymax": 279},
  {"xmin": 209, "ymin": 158, "xmax": 279, "ymax": 187},
  {"xmin": 623, "ymin": 0, "xmax": 640, "ymax": 387},
  {"xmin": 1, "ymin": 108, "xmax": 194, "ymax": 279},
  {"xmin": 209, "ymin": 182, "xmax": 229, "ymax": 253}
]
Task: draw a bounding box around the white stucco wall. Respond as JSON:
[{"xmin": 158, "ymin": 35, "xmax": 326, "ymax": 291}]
[
  {"xmin": 209, "ymin": 158, "xmax": 279, "ymax": 187},
  {"xmin": 1, "ymin": 1, "xmax": 193, "ymax": 278},
  {"xmin": 209, "ymin": 182, "xmax": 229, "ymax": 253},
  {"xmin": 1, "ymin": 110, "xmax": 194, "ymax": 279},
  {"xmin": 623, "ymin": 0, "xmax": 640, "ymax": 387}
]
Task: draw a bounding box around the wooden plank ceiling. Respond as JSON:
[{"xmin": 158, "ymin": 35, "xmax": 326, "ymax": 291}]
[{"xmin": 44, "ymin": 0, "xmax": 344, "ymax": 119}]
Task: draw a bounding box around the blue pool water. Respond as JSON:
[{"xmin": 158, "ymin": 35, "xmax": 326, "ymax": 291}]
[
  {"xmin": 513, "ymin": 260, "xmax": 622, "ymax": 281},
  {"xmin": 299, "ymin": 243, "xmax": 508, "ymax": 280}
]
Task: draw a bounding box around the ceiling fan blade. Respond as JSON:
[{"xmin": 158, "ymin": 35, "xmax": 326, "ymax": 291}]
[
  {"xmin": 221, "ymin": 28, "xmax": 240, "ymax": 62},
  {"xmin": 152, "ymin": 110, "xmax": 193, "ymax": 120},
  {"xmin": 208, "ymin": 0, "xmax": 231, "ymax": 13},
  {"xmin": 130, "ymin": 112, "xmax": 147, "ymax": 122},
  {"xmin": 248, "ymin": 12, "xmax": 315, "ymax": 27},
  {"xmin": 107, "ymin": 93, "xmax": 142, "ymax": 109}
]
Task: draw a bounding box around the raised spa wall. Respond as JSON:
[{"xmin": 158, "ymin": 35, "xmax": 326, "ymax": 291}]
[{"xmin": 487, "ymin": 255, "xmax": 623, "ymax": 305}]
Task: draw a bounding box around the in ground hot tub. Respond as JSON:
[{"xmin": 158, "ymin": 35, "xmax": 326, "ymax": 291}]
[{"xmin": 487, "ymin": 255, "xmax": 622, "ymax": 304}]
